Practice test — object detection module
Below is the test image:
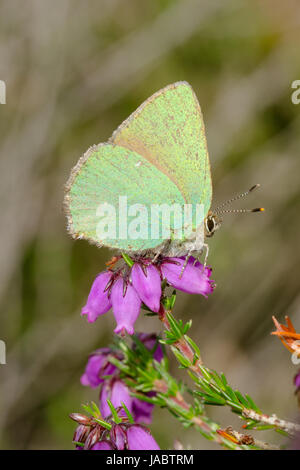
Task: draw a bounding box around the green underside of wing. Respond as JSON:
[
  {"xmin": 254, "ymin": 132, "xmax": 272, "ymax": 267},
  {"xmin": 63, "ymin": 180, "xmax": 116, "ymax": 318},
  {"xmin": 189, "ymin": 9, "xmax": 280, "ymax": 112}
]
[
  {"xmin": 67, "ymin": 144, "xmax": 192, "ymax": 251},
  {"xmin": 111, "ymin": 81, "xmax": 212, "ymax": 218},
  {"xmin": 66, "ymin": 82, "xmax": 212, "ymax": 252}
]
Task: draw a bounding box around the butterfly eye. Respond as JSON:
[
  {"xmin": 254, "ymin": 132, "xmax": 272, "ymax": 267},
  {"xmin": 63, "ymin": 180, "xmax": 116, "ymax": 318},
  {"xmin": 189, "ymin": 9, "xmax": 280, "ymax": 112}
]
[{"xmin": 205, "ymin": 216, "xmax": 216, "ymax": 235}]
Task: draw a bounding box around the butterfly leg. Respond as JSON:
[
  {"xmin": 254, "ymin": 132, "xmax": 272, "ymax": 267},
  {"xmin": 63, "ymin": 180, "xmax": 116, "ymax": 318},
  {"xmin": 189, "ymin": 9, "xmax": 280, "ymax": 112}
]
[
  {"xmin": 192, "ymin": 243, "xmax": 209, "ymax": 270},
  {"xmin": 151, "ymin": 242, "xmax": 169, "ymax": 264},
  {"xmin": 151, "ymin": 239, "xmax": 172, "ymax": 264},
  {"xmin": 202, "ymin": 243, "xmax": 209, "ymax": 268},
  {"xmin": 152, "ymin": 250, "xmax": 162, "ymax": 264},
  {"xmin": 179, "ymin": 252, "xmax": 193, "ymax": 278},
  {"xmin": 200, "ymin": 244, "xmax": 210, "ymax": 270},
  {"xmin": 180, "ymin": 242, "xmax": 210, "ymax": 278}
]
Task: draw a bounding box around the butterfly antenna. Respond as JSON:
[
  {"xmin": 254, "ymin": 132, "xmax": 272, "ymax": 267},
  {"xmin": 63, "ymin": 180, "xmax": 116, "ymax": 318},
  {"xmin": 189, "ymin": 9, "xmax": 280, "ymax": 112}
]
[
  {"xmin": 216, "ymin": 207, "xmax": 264, "ymax": 214},
  {"xmin": 214, "ymin": 184, "xmax": 264, "ymax": 215}
]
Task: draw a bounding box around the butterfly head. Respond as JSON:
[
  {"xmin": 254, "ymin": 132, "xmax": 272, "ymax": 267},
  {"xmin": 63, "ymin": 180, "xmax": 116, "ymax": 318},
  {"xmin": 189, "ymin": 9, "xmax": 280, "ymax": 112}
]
[{"xmin": 205, "ymin": 211, "xmax": 222, "ymax": 238}]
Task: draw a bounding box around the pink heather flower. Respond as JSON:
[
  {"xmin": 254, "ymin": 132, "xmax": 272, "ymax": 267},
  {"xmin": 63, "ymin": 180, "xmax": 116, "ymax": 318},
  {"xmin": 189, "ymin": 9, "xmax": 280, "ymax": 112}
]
[
  {"xmin": 99, "ymin": 378, "xmax": 155, "ymax": 424},
  {"xmin": 111, "ymin": 424, "xmax": 127, "ymax": 450},
  {"xmin": 91, "ymin": 441, "xmax": 114, "ymax": 450},
  {"xmin": 89, "ymin": 424, "xmax": 159, "ymax": 451},
  {"xmin": 111, "ymin": 278, "xmax": 141, "ymax": 335},
  {"xmin": 137, "ymin": 333, "xmax": 164, "ymax": 363},
  {"xmin": 132, "ymin": 395, "xmax": 155, "ymax": 424},
  {"xmin": 71, "ymin": 409, "xmax": 160, "ymax": 450},
  {"xmin": 81, "ymin": 272, "xmax": 112, "ymax": 322},
  {"xmin": 96, "ymin": 334, "xmax": 163, "ymax": 423},
  {"xmin": 295, "ymin": 370, "xmax": 300, "ymax": 390},
  {"xmin": 80, "ymin": 334, "xmax": 163, "ymax": 424},
  {"xmin": 161, "ymin": 257, "xmax": 214, "ymax": 297},
  {"xmin": 131, "ymin": 263, "xmax": 161, "ymax": 313},
  {"xmin": 100, "ymin": 379, "xmax": 133, "ymax": 418},
  {"xmin": 73, "ymin": 424, "xmax": 90, "ymax": 444},
  {"xmin": 80, "ymin": 348, "xmax": 117, "ymax": 388},
  {"xmin": 126, "ymin": 425, "xmax": 160, "ymax": 450},
  {"xmin": 81, "ymin": 256, "xmax": 214, "ymax": 335}
]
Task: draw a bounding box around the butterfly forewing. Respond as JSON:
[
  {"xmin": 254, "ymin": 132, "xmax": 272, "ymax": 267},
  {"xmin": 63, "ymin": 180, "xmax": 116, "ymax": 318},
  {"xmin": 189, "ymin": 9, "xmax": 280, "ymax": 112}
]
[
  {"xmin": 64, "ymin": 82, "xmax": 212, "ymax": 253},
  {"xmin": 110, "ymin": 81, "xmax": 212, "ymax": 221}
]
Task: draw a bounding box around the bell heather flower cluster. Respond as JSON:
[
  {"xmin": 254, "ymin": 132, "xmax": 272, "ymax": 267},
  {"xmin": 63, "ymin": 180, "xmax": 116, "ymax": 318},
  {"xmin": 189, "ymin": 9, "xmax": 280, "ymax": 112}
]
[
  {"xmin": 81, "ymin": 334, "xmax": 163, "ymax": 425},
  {"xmin": 81, "ymin": 256, "xmax": 215, "ymax": 335},
  {"xmin": 71, "ymin": 411, "xmax": 160, "ymax": 450},
  {"xmin": 71, "ymin": 254, "xmax": 215, "ymax": 450}
]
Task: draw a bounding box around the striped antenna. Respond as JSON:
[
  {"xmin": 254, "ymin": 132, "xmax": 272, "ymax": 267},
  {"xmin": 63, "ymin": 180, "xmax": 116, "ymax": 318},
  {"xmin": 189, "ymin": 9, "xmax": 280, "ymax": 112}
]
[
  {"xmin": 216, "ymin": 207, "xmax": 264, "ymax": 214},
  {"xmin": 214, "ymin": 184, "xmax": 264, "ymax": 215}
]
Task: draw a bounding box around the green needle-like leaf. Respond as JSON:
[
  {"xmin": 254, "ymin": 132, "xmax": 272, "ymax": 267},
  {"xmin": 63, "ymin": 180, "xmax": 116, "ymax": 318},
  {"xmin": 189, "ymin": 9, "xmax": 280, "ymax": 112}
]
[
  {"xmin": 171, "ymin": 346, "xmax": 191, "ymax": 368},
  {"xmin": 184, "ymin": 335, "xmax": 201, "ymax": 358},
  {"xmin": 107, "ymin": 399, "xmax": 122, "ymax": 424},
  {"xmin": 121, "ymin": 402, "xmax": 134, "ymax": 423},
  {"xmin": 121, "ymin": 252, "xmax": 134, "ymax": 267}
]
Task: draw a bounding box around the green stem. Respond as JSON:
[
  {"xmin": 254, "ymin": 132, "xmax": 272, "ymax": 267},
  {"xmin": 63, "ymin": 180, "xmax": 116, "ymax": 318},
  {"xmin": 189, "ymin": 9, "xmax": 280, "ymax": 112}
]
[{"xmin": 159, "ymin": 308, "xmax": 299, "ymax": 438}]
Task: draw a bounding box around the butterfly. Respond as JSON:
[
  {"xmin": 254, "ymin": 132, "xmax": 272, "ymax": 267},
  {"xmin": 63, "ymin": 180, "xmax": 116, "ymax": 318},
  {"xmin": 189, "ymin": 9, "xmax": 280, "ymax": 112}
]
[{"xmin": 64, "ymin": 81, "xmax": 262, "ymax": 263}]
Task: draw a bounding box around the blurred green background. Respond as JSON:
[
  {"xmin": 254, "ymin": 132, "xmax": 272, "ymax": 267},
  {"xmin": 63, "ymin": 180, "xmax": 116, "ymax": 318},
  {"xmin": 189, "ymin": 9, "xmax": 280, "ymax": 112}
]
[{"xmin": 0, "ymin": 0, "xmax": 300, "ymax": 449}]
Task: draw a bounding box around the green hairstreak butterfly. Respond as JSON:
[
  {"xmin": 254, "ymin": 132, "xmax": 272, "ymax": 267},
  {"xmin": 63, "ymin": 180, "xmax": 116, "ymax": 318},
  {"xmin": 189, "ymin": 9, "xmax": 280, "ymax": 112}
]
[{"xmin": 64, "ymin": 81, "xmax": 263, "ymax": 262}]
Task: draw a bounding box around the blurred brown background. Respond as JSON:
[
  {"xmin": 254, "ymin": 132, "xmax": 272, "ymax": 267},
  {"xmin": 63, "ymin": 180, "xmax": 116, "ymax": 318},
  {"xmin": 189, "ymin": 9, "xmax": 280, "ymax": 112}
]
[{"xmin": 0, "ymin": 0, "xmax": 300, "ymax": 449}]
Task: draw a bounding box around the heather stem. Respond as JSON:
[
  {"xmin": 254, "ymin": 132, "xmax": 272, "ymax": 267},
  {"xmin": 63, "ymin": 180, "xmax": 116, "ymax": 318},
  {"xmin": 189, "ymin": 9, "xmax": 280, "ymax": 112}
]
[
  {"xmin": 152, "ymin": 378, "xmax": 277, "ymax": 450},
  {"xmin": 159, "ymin": 308, "xmax": 300, "ymax": 438},
  {"xmin": 242, "ymin": 409, "xmax": 300, "ymax": 436},
  {"xmin": 159, "ymin": 308, "xmax": 203, "ymax": 373}
]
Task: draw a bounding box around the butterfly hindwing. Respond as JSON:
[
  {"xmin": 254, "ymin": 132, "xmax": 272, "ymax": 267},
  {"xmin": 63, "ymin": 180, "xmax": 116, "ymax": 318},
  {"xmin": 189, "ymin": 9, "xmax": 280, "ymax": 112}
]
[{"xmin": 64, "ymin": 143, "xmax": 185, "ymax": 251}]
